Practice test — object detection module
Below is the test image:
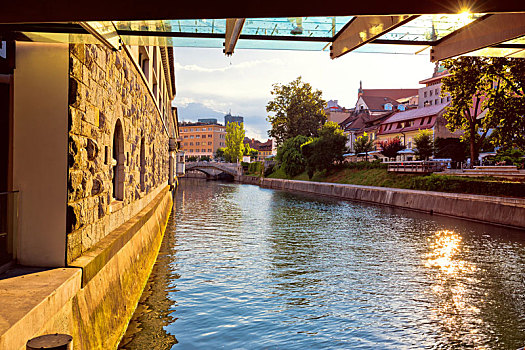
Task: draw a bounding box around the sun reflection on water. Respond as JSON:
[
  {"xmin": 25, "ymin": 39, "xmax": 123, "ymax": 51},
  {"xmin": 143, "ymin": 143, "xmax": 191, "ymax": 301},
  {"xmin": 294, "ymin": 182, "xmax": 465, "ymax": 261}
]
[{"xmin": 424, "ymin": 230, "xmax": 488, "ymax": 347}]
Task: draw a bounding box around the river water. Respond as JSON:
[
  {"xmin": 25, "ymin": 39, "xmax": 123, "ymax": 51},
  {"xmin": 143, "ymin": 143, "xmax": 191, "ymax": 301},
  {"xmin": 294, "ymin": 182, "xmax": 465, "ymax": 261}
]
[{"xmin": 119, "ymin": 179, "xmax": 525, "ymax": 349}]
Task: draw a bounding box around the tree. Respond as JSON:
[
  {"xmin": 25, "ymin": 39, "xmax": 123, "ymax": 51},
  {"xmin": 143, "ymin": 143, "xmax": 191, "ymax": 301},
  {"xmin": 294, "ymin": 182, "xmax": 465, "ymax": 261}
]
[
  {"xmin": 214, "ymin": 147, "xmax": 225, "ymax": 161},
  {"xmin": 353, "ymin": 132, "xmax": 375, "ymax": 161},
  {"xmin": 224, "ymin": 122, "xmax": 245, "ymax": 163},
  {"xmin": 377, "ymin": 137, "xmax": 405, "ymax": 160},
  {"xmin": 266, "ymin": 77, "xmax": 327, "ymax": 145},
  {"xmin": 441, "ymin": 57, "xmax": 525, "ymax": 165},
  {"xmin": 434, "ymin": 137, "xmax": 467, "ymax": 167},
  {"xmin": 276, "ymin": 135, "xmax": 309, "ymax": 177},
  {"xmin": 484, "ymin": 58, "xmax": 525, "ymax": 150},
  {"xmin": 301, "ymin": 122, "xmax": 348, "ymax": 179},
  {"xmin": 413, "ymin": 129, "xmax": 434, "ymax": 160}
]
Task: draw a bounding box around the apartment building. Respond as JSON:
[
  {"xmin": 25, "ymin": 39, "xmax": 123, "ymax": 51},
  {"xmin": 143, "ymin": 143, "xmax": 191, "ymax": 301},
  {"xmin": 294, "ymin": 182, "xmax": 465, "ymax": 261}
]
[{"xmin": 179, "ymin": 122, "xmax": 226, "ymax": 159}]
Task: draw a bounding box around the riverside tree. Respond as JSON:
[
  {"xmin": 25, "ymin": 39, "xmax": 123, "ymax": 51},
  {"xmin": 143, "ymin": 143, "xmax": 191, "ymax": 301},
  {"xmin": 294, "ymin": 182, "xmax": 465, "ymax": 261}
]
[
  {"xmin": 266, "ymin": 77, "xmax": 327, "ymax": 146},
  {"xmin": 441, "ymin": 57, "xmax": 525, "ymax": 164},
  {"xmin": 377, "ymin": 137, "xmax": 405, "ymax": 160},
  {"xmin": 275, "ymin": 135, "xmax": 309, "ymax": 177},
  {"xmin": 413, "ymin": 129, "xmax": 434, "ymax": 160},
  {"xmin": 224, "ymin": 122, "xmax": 245, "ymax": 163},
  {"xmin": 353, "ymin": 132, "xmax": 375, "ymax": 161},
  {"xmin": 301, "ymin": 122, "xmax": 348, "ymax": 179}
]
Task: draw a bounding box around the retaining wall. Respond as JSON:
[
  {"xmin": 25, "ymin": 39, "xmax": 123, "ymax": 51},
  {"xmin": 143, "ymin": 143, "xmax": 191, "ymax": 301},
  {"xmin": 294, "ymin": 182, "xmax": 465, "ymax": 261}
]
[
  {"xmin": 236, "ymin": 176, "xmax": 525, "ymax": 229},
  {"xmin": 0, "ymin": 185, "xmax": 173, "ymax": 350}
]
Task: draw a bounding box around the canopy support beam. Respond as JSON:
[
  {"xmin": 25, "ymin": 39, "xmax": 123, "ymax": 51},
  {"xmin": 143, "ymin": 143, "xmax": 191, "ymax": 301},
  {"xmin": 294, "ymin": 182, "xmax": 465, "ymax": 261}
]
[
  {"xmin": 430, "ymin": 13, "xmax": 525, "ymax": 62},
  {"xmin": 330, "ymin": 15, "xmax": 417, "ymax": 59},
  {"xmin": 224, "ymin": 18, "xmax": 245, "ymax": 56}
]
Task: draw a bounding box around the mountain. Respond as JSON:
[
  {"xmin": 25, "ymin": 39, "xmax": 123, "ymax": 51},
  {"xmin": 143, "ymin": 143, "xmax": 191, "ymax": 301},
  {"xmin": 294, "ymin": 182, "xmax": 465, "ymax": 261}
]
[{"xmin": 176, "ymin": 102, "xmax": 225, "ymax": 121}]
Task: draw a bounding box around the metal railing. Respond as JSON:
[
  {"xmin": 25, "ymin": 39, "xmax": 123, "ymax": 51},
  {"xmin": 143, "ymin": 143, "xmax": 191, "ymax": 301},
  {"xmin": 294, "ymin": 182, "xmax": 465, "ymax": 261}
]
[
  {"xmin": 0, "ymin": 191, "xmax": 19, "ymax": 267},
  {"xmin": 386, "ymin": 161, "xmax": 447, "ymax": 174}
]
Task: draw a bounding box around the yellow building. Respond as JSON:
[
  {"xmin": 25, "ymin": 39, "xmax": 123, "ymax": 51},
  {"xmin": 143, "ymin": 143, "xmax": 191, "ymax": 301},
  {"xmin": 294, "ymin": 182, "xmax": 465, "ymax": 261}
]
[{"xmin": 179, "ymin": 122, "xmax": 226, "ymax": 159}]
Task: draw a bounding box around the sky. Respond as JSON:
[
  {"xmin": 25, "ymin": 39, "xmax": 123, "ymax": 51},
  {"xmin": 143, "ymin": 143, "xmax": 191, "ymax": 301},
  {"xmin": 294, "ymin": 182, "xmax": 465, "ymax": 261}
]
[{"xmin": 172, "ymin": 46, "xmax": 436, "ymax": 141}]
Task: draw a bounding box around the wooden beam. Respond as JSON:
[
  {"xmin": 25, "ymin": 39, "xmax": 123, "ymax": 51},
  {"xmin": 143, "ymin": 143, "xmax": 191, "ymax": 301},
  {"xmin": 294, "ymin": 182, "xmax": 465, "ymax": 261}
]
[
  {"xmin": 430, "ymin": 13, "xmax": 525, "ymax": 62},
  {"xmin": 224, "ymin": 18, "xmax": 245, "ymax": 56},
  {"xmin": 330, "ymin": 15, "xmax": 417, "ymax": 59}
]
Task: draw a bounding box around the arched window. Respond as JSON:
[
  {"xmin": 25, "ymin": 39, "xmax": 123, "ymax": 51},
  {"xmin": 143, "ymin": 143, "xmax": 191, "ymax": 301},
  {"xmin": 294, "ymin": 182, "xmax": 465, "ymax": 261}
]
[
  {"xmin": 112, "ymin": 120, "xmax": 125, "ymax": 201},
  {"xmin": 140, "ymin": 137, "xmax": 146, "ymax": 192}
]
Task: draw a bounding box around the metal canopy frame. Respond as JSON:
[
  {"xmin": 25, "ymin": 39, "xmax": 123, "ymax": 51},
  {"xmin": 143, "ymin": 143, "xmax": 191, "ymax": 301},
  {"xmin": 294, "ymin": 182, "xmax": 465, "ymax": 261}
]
[{"xmin": 1, "ymin": 13, "xmax": 524, "ymax": 61}]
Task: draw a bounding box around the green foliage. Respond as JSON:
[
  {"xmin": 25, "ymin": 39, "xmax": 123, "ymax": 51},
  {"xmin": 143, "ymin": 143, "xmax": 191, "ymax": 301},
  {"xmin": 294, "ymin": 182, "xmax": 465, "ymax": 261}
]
[
  {"xmin": 300, "ymin": 121, "xmax": 348, "ymax": 179},
  {"xmin": 353, "ymin": 133, "xmax": 375, "ymax": 160},
  {"xmin": 224, "ymin": 122, "xmax": 245, "ymax": 163},
  {"xmin": 214, "ymin": 147, "xmax": 225, "ymax": 161},
  {"xmin": 276, "ymin": 135, "xmax": 309, "ymax": 177},
  {"xmin": 413, "ymin": 129, "xmax": 434, "ymax": 160},
  {"xmin": 410, "ymin": 174, "xmax": 525, "ymax": 197},
  {"xmin": 186, "ymin": 155, "xmax": 198, "ymax": 162},
  {"xmin": 377, "ymin": 137, "xmax": 405, "ymax": 160},
  {"xmin": 266, "ymin": 77, "xmax": 327, "ymax": 145},
  {"xmin": 434, "ymin": 138, "xmax": 467, "ymax": 165},
  {"xmin": 490, "ymin": 148, "xmax": 525, "ymax": 168},
  {"xmin": 247, "ymin": 161, "xmax": 264, "ymax": 176},
  {"xmin": 441, "ymin": 57, "xmax": 525, "ymax": 163},
  {"xmin": 200, "ymin": 155, "xmax": 211, "ymax": 162},
  {"xmin": 346, "ymin": 160, "xmax": 387, "ymax": 170}
]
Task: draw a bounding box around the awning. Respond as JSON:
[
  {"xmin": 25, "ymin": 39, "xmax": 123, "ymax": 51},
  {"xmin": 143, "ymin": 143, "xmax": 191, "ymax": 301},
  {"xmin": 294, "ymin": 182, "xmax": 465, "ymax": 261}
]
[{"xmin": 1, "ymin": 12, "xmax": 524, "ymax": 61}]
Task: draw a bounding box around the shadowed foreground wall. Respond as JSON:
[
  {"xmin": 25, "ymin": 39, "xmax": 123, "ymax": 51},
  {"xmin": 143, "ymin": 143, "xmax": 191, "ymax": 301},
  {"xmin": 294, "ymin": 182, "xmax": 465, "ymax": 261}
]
[{"xmin": 0, "ymin": 186, "xmax": 172, "ymax": 350}]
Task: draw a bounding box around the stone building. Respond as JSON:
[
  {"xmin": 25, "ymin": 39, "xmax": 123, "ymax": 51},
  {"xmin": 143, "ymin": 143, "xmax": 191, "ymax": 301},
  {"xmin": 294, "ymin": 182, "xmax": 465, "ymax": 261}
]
[{"xmin": 0, "ymin": 39, "xmax": 178, "ymax": 349}]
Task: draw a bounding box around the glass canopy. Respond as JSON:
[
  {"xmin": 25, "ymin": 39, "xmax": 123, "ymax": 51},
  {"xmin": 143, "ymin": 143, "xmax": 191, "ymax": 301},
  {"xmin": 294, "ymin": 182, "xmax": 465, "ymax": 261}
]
[{"xmin": 5, "ymin": 13, "xmax": 523, "ymax": 57}]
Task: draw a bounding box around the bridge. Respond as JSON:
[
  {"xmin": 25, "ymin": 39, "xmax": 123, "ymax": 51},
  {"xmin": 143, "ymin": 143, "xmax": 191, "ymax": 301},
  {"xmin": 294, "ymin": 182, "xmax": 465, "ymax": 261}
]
[{"xmin": 184, "ymin": 162, "xmax": 242, "ymax": 179}]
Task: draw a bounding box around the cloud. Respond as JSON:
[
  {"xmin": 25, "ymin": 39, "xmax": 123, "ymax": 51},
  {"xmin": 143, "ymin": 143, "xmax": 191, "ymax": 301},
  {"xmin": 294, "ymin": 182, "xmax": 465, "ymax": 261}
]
[{"xmin": 175, "ymin": 58, "xmax": 283, "ymax": 73}]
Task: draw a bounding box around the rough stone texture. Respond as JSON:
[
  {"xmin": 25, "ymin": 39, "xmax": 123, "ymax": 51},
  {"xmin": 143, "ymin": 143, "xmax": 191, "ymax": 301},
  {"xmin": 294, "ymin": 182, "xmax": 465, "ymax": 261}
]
[
  {"xmin": 0, "ymin": 187, "xmax": 172, "ymax": 350},
  {"xmin": 67, "ymin": 44, "xmax": 170, "ymax": 263},
  {"xmin": 236, "ymin": 176, "xmax": 525, "ymax": 229}
]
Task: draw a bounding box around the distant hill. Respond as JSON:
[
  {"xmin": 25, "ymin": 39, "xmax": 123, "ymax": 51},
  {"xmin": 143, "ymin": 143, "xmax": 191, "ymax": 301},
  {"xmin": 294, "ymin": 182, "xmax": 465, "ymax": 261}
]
[{"xmin": 176, "ymin": 102, "xmax": 225, "ymax": 121}]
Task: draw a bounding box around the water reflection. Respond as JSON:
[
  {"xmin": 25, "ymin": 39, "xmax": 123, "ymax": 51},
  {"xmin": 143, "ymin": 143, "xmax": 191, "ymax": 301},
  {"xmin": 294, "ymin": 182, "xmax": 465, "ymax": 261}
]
[{"xmin": 121, "ymin": 180, "xmax": 525, "ymax": 349}]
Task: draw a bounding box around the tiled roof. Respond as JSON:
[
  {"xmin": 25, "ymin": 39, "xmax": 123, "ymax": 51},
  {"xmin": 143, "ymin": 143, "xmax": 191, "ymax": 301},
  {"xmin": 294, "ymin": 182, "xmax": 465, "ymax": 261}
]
[
  {"xmin": 361, "ymin": 89, "xmax": 418, "ymax": 100},
  {"xmin": 361, "ymin": 95, "xmax": 399, "ymax": 111},
  {"xmin": 382, "ymin": 103, "xmax": 448, "ymax": 124}
]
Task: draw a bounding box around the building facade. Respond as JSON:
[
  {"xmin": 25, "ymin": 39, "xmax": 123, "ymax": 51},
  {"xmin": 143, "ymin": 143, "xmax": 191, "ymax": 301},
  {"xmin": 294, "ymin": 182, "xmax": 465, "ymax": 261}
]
[
  {"xmin": 0, "ymin": 38, "xmax": 178, "ymax": 349},
  {"xmin": 179, "ymin": 122, "xmax": 226, "ymax": 159},
  {"xmin": 224, "ymin": 113, "xmax": 244, "ymax": 126}
]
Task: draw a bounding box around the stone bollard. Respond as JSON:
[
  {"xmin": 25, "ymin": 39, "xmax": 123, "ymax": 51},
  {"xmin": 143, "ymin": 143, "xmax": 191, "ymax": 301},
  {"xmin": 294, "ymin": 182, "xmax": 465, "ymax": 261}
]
[{"xmin": 26, "ymin": 333, "xmax": 72, "ymax": 350}]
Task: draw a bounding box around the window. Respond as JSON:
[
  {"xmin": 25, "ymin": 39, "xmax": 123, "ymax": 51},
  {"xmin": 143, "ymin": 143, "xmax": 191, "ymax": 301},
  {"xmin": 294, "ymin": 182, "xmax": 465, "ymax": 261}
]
[
  {"xmin": 419, "ymin": 119, "xmax": 424, "ymax": 125},
  {"xmin": 441, "ymin": 98, "xmax": 443, "ymax": 103},
  {"xmin": 184, "ymin": 142, "xmax": 188, "ymax": 146},
  {"xmin": 189, "ymin": 142, "xmax": 193, "ymax": 146},
  {"xmin": 208, "ymin": 134, "xmax": 212, "ymax": 138},
  {"xmin": 435, "ymin": 99, "xmax": 438, "ymax": 105},
  {"xmin": 202, "ymin": 135, "xmax": 206, "ymax": 138},
  {"xmin": 138, "ymin": 46, "xmax": 149, "ymax": 81},
  {"xmin": 202, "ymin": 149, "xmax": 206, "ymax": 152},
  {"xmin": 429, "ymin": 100, "xmax": 433, "ymax": 105},
  {"xmin": 196, "ymin": 135, "xmax": 200, "ymax": 138},
  {"xmin": 208, "ymin": 128, "xmax": 212, "ymax": 131},
  {"xmin": 112, "ymin": 120, "xmax": 125, "ymax": 201},
  {"xmin": 208, "ymin": 142, "xmax": 212, "ymax": 145},
  {"xmin": 196, "ymin": 142, "xmax": 200, "ymax": 146},
  {"xmin": 190, "ymin": 135, "xmax": 194, "ymax": 139},
  {"xmin": 435, "ymin": 88, "xmax": 439, "ymax": 95},
  {"xmin": 384, "ymin": 103, "xmax": 392, "ymax": 110},
  {"xmin": 429, "ymin": 90, "xmax": 433, "ymax": 96},
  {"xmin": 140, "ymin": 137, "xmax": 146, "ymax": 192},
  {"xmin": 427, "ymin": 117, "xmax": 432, "ymax": 124},
  {"xmin": 397, "ymin": 123, "xmax": 403, "ymax": 128},
  {"xmin": 424, "ymin": 91, "xmax": 427, "ymax": 98}
]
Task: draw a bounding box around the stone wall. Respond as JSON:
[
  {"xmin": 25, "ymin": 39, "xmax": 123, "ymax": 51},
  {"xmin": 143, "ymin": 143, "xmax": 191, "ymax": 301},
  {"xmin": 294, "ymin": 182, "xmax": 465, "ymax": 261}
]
[
  {"xmin": 236, "ymin": 176, "xmax": 525, "ymax": 229},
  {"xmin": 67, "ymin": 43, "xmax": 169, "ymax": 263}
]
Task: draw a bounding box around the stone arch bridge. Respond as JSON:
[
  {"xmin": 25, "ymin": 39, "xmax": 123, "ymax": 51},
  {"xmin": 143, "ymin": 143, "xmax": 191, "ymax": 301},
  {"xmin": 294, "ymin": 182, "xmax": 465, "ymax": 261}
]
[{"xmin": 185, "ymin": 162, "xmax": 241, "ymax": 179}]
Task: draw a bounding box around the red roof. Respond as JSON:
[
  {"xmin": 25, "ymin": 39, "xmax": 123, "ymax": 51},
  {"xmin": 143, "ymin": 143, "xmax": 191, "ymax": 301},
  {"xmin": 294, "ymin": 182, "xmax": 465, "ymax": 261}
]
[
  {"xmin": 382, "ymin": 104, "xmax": 448, "ymax": 124},
  {"xmin": 361, "ymin": 89, "xmax": 418, "ymax": 100}
]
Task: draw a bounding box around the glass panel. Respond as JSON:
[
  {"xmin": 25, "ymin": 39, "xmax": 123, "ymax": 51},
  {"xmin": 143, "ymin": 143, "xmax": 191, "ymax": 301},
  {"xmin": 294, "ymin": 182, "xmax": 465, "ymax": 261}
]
[
  {"xmin": 377, "ymin": 13, "xmax": 486, "ymax": 42},
  {"xmin": 120, "ymin": 35, "xmax": 224, "ymax": 48},
  {"xmin": 354, "ymin": 43, "xmax": 430, "ymax": 55},
  {"xmin": 21, "ymin": 32, "xmax": 101, "ymax": 44},
  {"xmin": 0, "ymin": 191, "xmax": 18, "ymax": 266},
  {"xmin": 236, "ymin": 39, "xmax": 330, "ymax": 51},
  {"xmin": 115, "ymin": 19, "xmax": 227, "ymax": 34},
  {"xmin": 241, "ymin": 17, "xmax": 353, "ymax": 38}
]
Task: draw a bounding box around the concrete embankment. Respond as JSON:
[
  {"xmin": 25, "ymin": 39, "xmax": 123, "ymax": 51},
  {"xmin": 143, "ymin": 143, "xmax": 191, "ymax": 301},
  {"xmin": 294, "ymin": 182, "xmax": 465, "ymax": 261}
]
[
  {"xmin": 0, "ymin": 186, "xmax": 173, "ymax": 350},
  {"xmin": 236, "ymin": 176, "xmax": 525, "ymax": 229}
]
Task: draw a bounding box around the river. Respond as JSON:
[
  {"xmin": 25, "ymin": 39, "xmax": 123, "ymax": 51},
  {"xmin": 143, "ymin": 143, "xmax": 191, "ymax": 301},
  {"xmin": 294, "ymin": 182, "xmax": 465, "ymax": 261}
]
[{"xmin": 119, "ymin": 179, "xmax": 525, "ymax": 349}]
